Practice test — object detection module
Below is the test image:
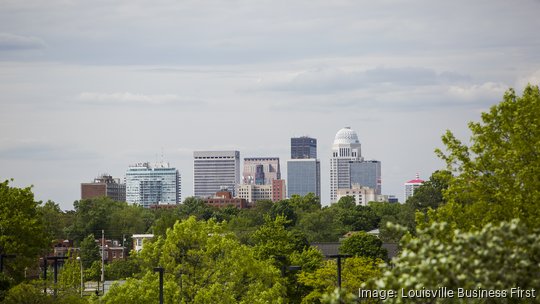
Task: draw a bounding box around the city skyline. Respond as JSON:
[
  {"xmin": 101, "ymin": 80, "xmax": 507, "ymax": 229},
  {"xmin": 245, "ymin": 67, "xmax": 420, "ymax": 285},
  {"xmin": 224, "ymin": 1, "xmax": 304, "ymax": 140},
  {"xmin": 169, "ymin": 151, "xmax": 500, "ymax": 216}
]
[{"xmin": 1, "ymin": 1, "xmax": 540, "ymax": 210}]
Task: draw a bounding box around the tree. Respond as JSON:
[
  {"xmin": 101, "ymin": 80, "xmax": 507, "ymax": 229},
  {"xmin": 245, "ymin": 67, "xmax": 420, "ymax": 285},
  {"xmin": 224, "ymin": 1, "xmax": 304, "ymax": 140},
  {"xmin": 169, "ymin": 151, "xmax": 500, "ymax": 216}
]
[
  {"xmin": 298, "ymin": 256, "xmax": 384, "ymax": 303},
  {"xmin": 0, "ymin": 179, "xmax": 48, "ymax": 282},
  {"xmin": 105, "ymin": 216, "xmax": 286, "ymax": 303},
  {"xmin": 369, "ymin": 219, "xmax": 540, "ymax": 303},
  {"xmin": 39, "ymin": 200, "xmax": 70, "ymax": 241},
  {"xmin": 429, "ymin": 85, "xmax": 540, "ymax": 231},
  {"xmin": 339, "ymin": 231, "xmax": 388, "ymax": 261},
  {"xmin": 79, "ymin": 234, "xmax": 100, "ymax": 269},
  {"xmin": 405, "ymin": 170, "xmax": 452, "ymax": 212}
]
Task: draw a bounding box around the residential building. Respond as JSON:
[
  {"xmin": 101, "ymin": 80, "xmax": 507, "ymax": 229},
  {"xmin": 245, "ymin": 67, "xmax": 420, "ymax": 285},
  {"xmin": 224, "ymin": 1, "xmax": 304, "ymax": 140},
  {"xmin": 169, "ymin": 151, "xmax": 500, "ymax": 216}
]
[
  {"xmin": 132, "ymin": 234, "xmax": 154, "ymax": 252},
  {"xmin": 81, "ymin": 174, "xmax": 126, "ymax": 202},
  {"xmin": 125, "ymin": 162, "xmax": 181, "ymax": 208},
  {"xmin": 272, "ymin": 179, "xmax": 286, "ymax": 202},
  {"xmin": 350, "ymin": 160, "xmax": 382, "ymax": 195},
  {"xmin": 291, "ymin": 136, "xmax": 317, "ymax": 159},
  {"xmin": 204, "ymin": 190, "xmax": 249, "ymax": 209},
  {"xmin": 242, "ymin": 157, "xmax": 280, "ymax": 185},
  {"xmin": 194, "ymin": 151, "xmax": 240, "ymax": 197},
  {"xmin": 287, "ymin": 158, "xmax": 321, "ymax": 198},
  {"xmin": 97, "ymin": 239, "xmax": 126, "ymax": 262},
  {"xmin": 405, "ymin": 173, "xmax": 424, "ymax": 201},
  {"xmin": 330, "ymin": 127, "xmax": 363, "ymax": 202}
]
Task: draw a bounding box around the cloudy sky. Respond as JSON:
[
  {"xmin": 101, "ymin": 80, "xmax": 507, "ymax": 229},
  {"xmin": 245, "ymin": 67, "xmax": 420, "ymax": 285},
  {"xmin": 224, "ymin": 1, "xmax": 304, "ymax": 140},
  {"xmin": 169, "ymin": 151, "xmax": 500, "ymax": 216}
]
[{"xmin": 1, "ymin": 0, "xmax": 539, "ymax": 210}]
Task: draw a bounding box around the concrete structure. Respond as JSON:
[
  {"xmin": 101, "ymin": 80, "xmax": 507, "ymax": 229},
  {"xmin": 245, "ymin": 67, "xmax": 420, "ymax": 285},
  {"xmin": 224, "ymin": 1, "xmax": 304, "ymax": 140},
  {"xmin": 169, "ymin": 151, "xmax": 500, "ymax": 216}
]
[
  {"xmin": 330, "ymin": 127, "xmax": 363, "ymax": 202},
  {"xmin": 237, "ymin": 184, "xmax": 273, "ymax": 203},
  {"xmin": 193, "ymin": 151, "xmax": 240, "ymax": 197},
  {"xmin": 242, "ymin": 157, "xmax": 280, "ymax": 185},
  {"xmin": 132, "ymin": 234, "xmax": 154, "ymax": 252},
  {"xmin": 350, "ymin": 160, "xmax": 382, "ymax": 195},
  {"xmin": 81, "ymin": 174, "xmax": 126, "ymax": 202},
  {"xmin": 287, "ymin": 158, "xmax": 321, "ymax": 198},
  {"xmin": 405, "ymin": 173, "xmax": 424, "ymax": 201},
  {"xmin": 291, "ymin": 136, "xmax": 317, "ymax": 159},
  {"xmin": 272, "ymin": 179, "xmax": 286, "ymax": 202},
  {"xmin": 204, "ymin": 190, "xmax": 249, "ymax": 209},
  {"xmin": 125, "ymin": 162, "xmax": 181, "ymax": 208},
  {"xmin": 336, "ymin": 184, "xmax": 377, "ymax": 206}
]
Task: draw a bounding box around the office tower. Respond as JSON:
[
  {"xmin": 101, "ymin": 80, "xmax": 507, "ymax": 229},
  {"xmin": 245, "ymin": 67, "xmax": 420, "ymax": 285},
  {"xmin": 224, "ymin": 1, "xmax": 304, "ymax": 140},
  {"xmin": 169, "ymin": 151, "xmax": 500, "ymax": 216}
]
[
  {"xmin": 330, "ymin": 127, "xmax": 363, "ymax": 202},
  {"xmin": 125, "ymin": 162, "xmax": 181, "ymax": 208},
  {"xmin": 81, "ymin": 174, "xmax": 126, "ymax": 202},
  {"xmin": 242, "ymin": 157, "xmax": 281, "ymax": 185},
  {"xmin": 193, "ymin": 151, "xmax": 240, "ymax": 197},
  {"xmin": 404, "ymin": 173, "xmax": 424, "ymax": 201},
  {"xmin": 350, "ymin": 160, "xmax": 382, "ymax": 195},
  {"xmin": 291, "ymin": 136, "xmax": 317, "ymax": 159},
  {"xmin": 287, "ymin": 158, "xmax": 321, "ymax": 197}
]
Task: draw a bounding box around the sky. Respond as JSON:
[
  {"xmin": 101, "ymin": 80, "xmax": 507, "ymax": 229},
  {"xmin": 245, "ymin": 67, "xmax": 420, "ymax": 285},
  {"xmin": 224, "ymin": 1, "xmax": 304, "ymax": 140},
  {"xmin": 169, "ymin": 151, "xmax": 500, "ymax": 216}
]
[{"xmin": 1, "ymin": 0, "xmax": 540, "ymax": 210}]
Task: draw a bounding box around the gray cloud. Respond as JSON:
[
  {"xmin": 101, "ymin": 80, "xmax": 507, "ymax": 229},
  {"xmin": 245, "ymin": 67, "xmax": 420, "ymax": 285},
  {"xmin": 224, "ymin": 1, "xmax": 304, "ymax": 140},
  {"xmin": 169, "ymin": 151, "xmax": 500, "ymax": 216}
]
[
  {"xmin": 265, "ymin": 66, "xmax": 472, "ymax": 94},
  {"xmin": 0, "ymin": 33, "xmax": 46, "ymax": 51},
  {"xmin": 0, "ymin": 142, "xmax": 99, "ymax": 161},
  {"xmin": 77, "ymin": 92, "xmax": 203, "ymax": 107}
]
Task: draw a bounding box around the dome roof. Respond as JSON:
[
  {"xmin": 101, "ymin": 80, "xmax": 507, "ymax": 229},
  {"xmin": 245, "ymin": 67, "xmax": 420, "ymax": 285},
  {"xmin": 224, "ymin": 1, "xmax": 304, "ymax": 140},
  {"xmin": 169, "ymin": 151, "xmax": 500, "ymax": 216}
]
[{"xmin": 334, "ymin": 127, "xmax": 360, "ymax": 145}]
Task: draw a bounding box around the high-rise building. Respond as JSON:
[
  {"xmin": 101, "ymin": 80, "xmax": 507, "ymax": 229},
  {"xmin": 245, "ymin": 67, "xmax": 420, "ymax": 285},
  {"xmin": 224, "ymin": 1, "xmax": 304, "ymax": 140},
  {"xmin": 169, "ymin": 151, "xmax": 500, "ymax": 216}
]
[
  {"xmin": 330, "ymin": 127, "xmax": 363, "ymax": 202},
  {"xmin": 193, "ymin": 151, "xmax": 240, "ymax": 197},
  {"xmin": 287, "ymin": 158, "xmax": 321, "ymax": 198},
  {"xmin": 291, "ymin": 136, "xmax": 317, "ymax": 159},
  {"xmin": 404, "ymin": 173, "xmax": 424, "ymax": 201},
  {"xmin": 125, "ymin": 162, "xmax": 181, "ymax": 208},
  {"xmin": 81, "ymin": 174, "xmax": 126, "ymax": 202},
  {"xmin": 242, "ymin": 157, "xmax": 280, "ymax": 185},
  {"xmin": 350, "ymin": 160, "xmax": 382, "ymax": 195},
  {"xmin": 336, "ymin": 184, "xmax": 377, "ymax": 206}
]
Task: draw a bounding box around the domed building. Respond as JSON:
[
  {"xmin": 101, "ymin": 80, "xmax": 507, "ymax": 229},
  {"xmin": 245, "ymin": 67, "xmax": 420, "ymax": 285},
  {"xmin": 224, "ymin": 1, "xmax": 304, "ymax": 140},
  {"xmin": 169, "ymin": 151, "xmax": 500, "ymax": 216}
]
[
  {"xmin": 330, "ymin": 127, "xmax": 363, "ymax": 202},
  {"xmin": 330, "ymin": 127, "xmax": 382, "ymax": 203}
]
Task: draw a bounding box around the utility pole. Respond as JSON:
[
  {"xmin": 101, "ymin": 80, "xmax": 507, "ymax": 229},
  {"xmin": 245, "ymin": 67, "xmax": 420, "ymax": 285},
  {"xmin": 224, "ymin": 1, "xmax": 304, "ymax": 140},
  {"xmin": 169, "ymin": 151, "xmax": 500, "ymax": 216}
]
[
  {"xmin": 154, "ymin": 267, "xmax": 164, "ymax": 304},
  {"xmin": 327, "ymin": 254, "xmax": 351, "ymax": 302},
  {"xmin": 101, "ymin": 229, "xmax": 105, "ymax": 295},
  {"xmin": 46, "ymin": 256, "xmax": 68, "ymax": 298}
]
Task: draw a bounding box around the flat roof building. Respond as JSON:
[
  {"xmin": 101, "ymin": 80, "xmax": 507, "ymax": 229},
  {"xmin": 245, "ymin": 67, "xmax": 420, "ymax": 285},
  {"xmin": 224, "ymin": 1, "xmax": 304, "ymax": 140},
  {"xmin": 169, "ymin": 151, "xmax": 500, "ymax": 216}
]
[{"xmin": 194, "ymin": 151, "xmax": 240, "ymax": 198}]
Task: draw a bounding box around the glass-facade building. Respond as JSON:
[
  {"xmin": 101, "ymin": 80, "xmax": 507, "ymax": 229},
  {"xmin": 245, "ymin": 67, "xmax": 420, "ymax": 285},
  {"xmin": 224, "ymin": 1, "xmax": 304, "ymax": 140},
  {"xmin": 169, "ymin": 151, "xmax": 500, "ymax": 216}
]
[
  {"xmin": 125, "ymin": 162, "xmax": 181, "ymax": 208},
  {"xmin": 287, "ymin": 158, "xmax": 321, "ymax": 197},
  {"xmin": 291, "ymin": 137, "xmax": 317, "ymax": 159},
  {"xmin": 193, "ymin": 151, "xmax": 240, "ymax": 197},
  {"xmin": 350, "ymin": 160, "xmax": 382, "ymax": 195}
]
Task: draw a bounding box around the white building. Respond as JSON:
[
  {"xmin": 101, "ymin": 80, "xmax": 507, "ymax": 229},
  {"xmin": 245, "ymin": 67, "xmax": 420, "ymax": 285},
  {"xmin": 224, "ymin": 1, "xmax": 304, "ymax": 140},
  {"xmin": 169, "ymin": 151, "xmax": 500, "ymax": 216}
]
[
  {"xmin": 336, "ymin": 184, "xmax": 377, "ymax": 206},
  {"xmin": 330, "ymin": 127, "xmax": 363, "ymax": 202},
  {"xmin": 193, "ymin": 151, "xmax": 240, "ymax": 197},
  {"xmin": 125, "ymin": 162, "xmax": 181, "ymax": 208},
  {"xmin": 404, "ymin": 173, "xmax": 424, "ymax": 201},
  {"xmin": 132, "ymin": 234, "xmax": 154, "ymax": 252},
  {"xmin": 236, "ymin": 184, "xmax": 273, "ymax": 203}
]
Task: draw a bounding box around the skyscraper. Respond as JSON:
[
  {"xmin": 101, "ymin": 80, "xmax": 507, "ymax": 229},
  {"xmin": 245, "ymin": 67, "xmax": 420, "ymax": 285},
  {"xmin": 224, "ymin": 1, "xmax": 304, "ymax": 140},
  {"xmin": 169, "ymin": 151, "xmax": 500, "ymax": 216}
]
[
  {"xmin": 330, "ymin": 127, "xmax": 363, "ymax": 202},
  {"xmin": 404, "ymin": 173, "xmax": 424, "ymax": 201},
  {"xmin": 242, "ymin": 157, "xmax": 281, "ymax": 185},
  {"xmin": 291, "ymin": 136, "xmax": 317, "ymax": 159},
  {"xmin": 287, "ymin": 158, "xmax": 321, "ymax": 198},
  {"xmin": 125, "ymin": 162, "xmax": 181, "ymax": 208},
  {"xmin": 193, "ymin": 151, "xmax": 240, "ymax": 197},
  {"xmin": 350, "ymin": 160, "xmax": 382, "ymax": 195}
]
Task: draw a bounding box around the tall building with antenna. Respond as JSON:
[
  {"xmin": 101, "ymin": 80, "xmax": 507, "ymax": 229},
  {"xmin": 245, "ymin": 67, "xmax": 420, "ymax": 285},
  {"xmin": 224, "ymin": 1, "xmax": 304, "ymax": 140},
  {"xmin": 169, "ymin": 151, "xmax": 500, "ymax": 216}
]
[
  {"xmin": 404, "ymin": 173, "xmax": 424, "ymax": 201},
  {"xmin": 125, "ymin": 162, "xmax": 181, "ymax": 208}
]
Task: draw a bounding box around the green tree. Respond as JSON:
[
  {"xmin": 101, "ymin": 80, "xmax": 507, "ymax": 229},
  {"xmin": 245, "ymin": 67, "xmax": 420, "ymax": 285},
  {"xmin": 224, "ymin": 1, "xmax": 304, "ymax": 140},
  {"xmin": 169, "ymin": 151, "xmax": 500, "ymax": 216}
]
[
  {"xmin": 339, "ymin": 231, "xmax": 388, "ymax": 260},
  {"xmin": 0, "ymin": 179, "xmax": 48, "ymax": 282},
  {"xmin": 105, "ymin": 216, "xmax": 286, "ymax": 303},
  {"xmin": 370, "ymin": 219, "xmax": 540, "ymax": 303},
  {"xmin": 79, "ymin": 234, "xmax": 100, "ymax": 269},
  {"xmin": 39, "ymin": 200, "xmax": 70, "ymax": 241},
  {"xmin": 429, "ymin": 85, "xmax": 540, "ymax": 231},
  {"xmin": 405, "ymin": 170, "xmax": 452, "ymax": 212},
  {"xmin": 298, "ymin": 256, "xmax": 384, "ymax": 303}
]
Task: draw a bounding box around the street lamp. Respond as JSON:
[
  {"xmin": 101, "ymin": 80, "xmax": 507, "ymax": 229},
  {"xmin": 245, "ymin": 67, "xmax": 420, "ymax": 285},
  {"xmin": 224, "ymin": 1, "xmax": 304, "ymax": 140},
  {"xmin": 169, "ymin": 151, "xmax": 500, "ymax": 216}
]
[{"xmin": 76, "ymin": 257, "xmax": 84, "ymax": 297}]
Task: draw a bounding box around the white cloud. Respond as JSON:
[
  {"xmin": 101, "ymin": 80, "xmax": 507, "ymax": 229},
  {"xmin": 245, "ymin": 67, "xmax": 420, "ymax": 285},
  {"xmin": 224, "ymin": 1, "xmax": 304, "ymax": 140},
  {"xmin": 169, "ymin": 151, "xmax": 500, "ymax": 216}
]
[{"xmin": 77, "ymin": 92, "xmax": 180, "ymax": 105}]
